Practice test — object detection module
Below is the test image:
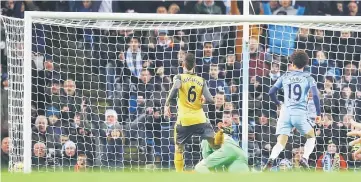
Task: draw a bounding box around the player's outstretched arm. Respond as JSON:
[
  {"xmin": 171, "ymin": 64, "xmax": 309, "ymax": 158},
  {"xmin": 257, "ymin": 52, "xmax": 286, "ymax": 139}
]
[
  {"xmin": 164, "ymin": 75, "xmax": 181, "ymax": 117},
  {"xmin": 202, "ymin": 80, "xmax": 215, "ymax": 104},
  {"xmin": 268, "ymin": 86, "xmax": 281, "ymax": 106}
]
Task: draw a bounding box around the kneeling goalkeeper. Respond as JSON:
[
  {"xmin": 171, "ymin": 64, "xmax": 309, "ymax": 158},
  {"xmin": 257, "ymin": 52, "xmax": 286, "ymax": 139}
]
[{"xmin": 195, "ymin": 111, "xmax": 249, "ymax": 173}]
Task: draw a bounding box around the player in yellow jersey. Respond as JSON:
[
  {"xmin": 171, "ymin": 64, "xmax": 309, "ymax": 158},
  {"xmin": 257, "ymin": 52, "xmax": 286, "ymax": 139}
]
[{"xmin": 164, "ymin": 52, "xmax": 223, "ymax": 172}]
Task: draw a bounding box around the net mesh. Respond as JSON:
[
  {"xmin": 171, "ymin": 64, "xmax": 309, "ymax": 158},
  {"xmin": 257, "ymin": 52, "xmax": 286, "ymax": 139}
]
[{"xmin": 1, "ymin": 14, "xmax": 361, "ymax": 172}]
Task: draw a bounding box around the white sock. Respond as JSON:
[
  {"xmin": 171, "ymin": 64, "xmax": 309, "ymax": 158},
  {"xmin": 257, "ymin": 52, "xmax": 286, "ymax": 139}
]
[
  {"xmin": 302, "ymin": 138, "xmax": 316, "ymax": 160},
  {"xmin": 269, "ymin": 143, "xmax": 285, "ymax": 160}
]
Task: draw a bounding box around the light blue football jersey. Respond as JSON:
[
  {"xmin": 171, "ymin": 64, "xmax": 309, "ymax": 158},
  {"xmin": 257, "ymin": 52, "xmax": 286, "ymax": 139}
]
[{"xmin": 274, "ymin": 70, "xmax": 316, "ymax": 113}]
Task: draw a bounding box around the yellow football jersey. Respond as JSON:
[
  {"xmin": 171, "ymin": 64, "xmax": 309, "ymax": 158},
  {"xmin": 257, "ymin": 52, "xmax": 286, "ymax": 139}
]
[{"xmin": 177, "ymin": 73, "xmax": 207, "ymax": 126}]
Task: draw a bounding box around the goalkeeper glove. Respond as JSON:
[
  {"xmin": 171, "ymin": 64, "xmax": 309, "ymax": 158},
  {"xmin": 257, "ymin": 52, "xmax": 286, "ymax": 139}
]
[{"xmin": 220, "ymin": 126, "xmax": 233, "ymax": 135}]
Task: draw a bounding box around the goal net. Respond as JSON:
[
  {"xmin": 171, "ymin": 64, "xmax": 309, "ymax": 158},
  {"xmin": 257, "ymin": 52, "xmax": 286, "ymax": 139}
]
[{"xmin": 2, "ymin": 13, "xmax": 361, "ymax": 172}]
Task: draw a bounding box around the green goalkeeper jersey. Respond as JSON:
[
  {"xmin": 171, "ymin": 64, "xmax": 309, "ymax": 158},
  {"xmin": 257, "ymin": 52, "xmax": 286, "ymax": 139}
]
[{"xmin": 201, "ymin": 134, "xmax": 248, "ymax": 163}]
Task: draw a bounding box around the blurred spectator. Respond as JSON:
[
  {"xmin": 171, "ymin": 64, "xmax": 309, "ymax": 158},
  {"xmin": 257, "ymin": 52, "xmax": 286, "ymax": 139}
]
[
  {"xmin": 61, "ymin": 140, "xmax": 77, "ymax": 167},
  {"xmin": 194, "ymin": 0, "xmax": 222, "ymax": 14},
  {"xmin": 333, "ymin": 86, "xmax": 356, "ymax": 118},
  {"xmin": 228, "ymin": 80, "xmax": 241, "ymax": 106},
  {"xmin": 291, "ymin": 146, "xmax": 304, "ymax": 168},
  {"xmin": 249, "ymin": 38, "xmax": 268, "ymax": 77},
  {"xmin": 247, "ymin": 126, "xmax": 262, "ymax": 167},
  {"xmin": 332, "ymin": 1, "xmax": 344, "ymax": 15},
  {"xmin": 1, "ymin": 73, "xmax": 8, "ymax": 133},
  {"xmin": 46, "ymin": 106, "xmax": 65, "ymax": 136},
  {"xmin": 74, "ymin": 154, "xmax": 87, "ymax": 172},
  {"xmin": 59, "ymin": 79, "xmax": 84, "ymax": 119},
  {"xmin": 223, "ymin": 49, "xmax": 241, "ymax": 84},
  {"xmin": 1, "ymin": 137, "xmax": 9, "ymax": 168},
  {"xmin": 249, "ymin": 76, "xmax": 268, "ymax": 118},
  {"xmin": 204, "ymin": 64, "xmax": 229, "ymax": 97},
  {"xmin": 156, "ymin": 6, "xmax": 167, "ymax": 14},
  {"xmin": 196, "ymin": 42, "xmax": 218, "ymax": 75},
  {"xmin": 316, "ymin": 140, "xmax": 348, "ymax": 171},
  {"xmin": 347, "ymin": 1, "xmax": 360, "ymax": 16},
  {"xmin": 165, "ymin": 48, "xmax": 185, "ymax": 77},
  {"xmin": 1, "ymin": 0, "xmax": 15, "ymax": 17},
  {"xmin": 306, "ymin": 1, "xmax": 331, "ymax": 15},
  {"xmin": 315, "ymin": 113, "xmax": 336, "ymax": 154},
  {"xmin": 207, "ymin": 92, "xmax": 225, "ymax": 125},
  {"xmin": 331, "ymin": 31, "xmax": 360, "ymax": 67},
  {"xmin": 321, "ymin": 78, "xmax": 336, "ymax": 113},
  {"xmin": 102, "ymin": 127, "xmax": 124, "ymax": 167},
  {"xmin": 255, "ymin": 112, "xmax": 277, "ymax": 159},
  {"xmin": 310, "ymin": 50, "xmax": 340, "ymax": 88},
  {"xmin": 32, "ymin": 115, "xmax": 61, "ymax": 150},
  {"xmin": 168, "ymin": 3, "xmax": 180, "ymax": 14},
  {"xmin": 32, "ymin": 142, "xmax": 47, "ymax": 167}
]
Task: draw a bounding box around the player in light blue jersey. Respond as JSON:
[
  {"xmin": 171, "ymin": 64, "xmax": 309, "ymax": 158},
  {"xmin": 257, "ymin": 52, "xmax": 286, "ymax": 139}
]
[{"xmin": 263, "ymin": 51, "xmax": 321, "ymax": 171}]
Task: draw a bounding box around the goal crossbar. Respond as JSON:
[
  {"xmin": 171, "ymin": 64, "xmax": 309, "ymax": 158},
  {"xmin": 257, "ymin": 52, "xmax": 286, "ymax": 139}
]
[{"xmin": 25, "ymin": 11, "xmax": 361, "ymax": 23}]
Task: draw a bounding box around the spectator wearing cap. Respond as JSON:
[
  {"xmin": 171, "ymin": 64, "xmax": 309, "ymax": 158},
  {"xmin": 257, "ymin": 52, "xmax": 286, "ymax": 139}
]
[
  {"xmin": 1, "ymin": 73, "xmax": 8, "ymax": 131},
  {"xmin": 46, "ymin": 106, "xmax": 64, "ymax": 136},
  {"xmin": 316, "ymin": 140, "xmax": 347, "ymax": 171},
  {"xmin": 223, "ymin": 49, "xmax": 241, "ymax": 84},
  {"xmin": 262, "ymin": 0, "xmax": 305, "ymax": 64},
  {"xmin": 99, "ymin": 110, "xmax": 124, "ymax": 167},
  {"xmin": 62, "ymin": 140, "xmax": 77, "ymax": 167},
  {"xmin": 1, "ymin": 136, "xmax": 9, "ymax": 168}
]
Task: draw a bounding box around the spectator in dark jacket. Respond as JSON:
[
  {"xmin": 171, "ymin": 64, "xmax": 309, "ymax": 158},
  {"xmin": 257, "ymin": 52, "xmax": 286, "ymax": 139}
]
[
  {"xmin": 32, "ymin": 142, "xmax": 47, "ymax": 167},
  {"xmin": 1, "ymin": 137, "xmax": 9, "ymax": 168},
  {"xmin": 223, "ymin": 49, "xmax": 241, "ymax": 84},
  {"xmin": 1, "ymin": 73, "xmax": 8, "ymax": 132},
  {"xmin": 32, "ymin": 115, "xmax": 61, "ymax": 150},
  {"xmin": 61, "ymin": 141, "xmax": 77, "ymax": 168},
  {"xmin": 194, "ymin": 0, "xmax": 222, "ymax": 15},
  {"xmin": 196, "ymin": 42, "xmax": 218, "ymax": 76},
  {"xmin": 59, "ymin": 79, "xmax": 83, "ymax": 119},
  {"xmin": 310, "ymin": 50, "xmax": 340, "ymax": 88}
]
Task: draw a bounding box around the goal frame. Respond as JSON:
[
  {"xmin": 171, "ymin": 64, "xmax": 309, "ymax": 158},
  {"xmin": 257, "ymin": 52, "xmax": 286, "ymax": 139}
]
[{"xmin": 22, "ymin": 11, "xmax": 361, "ymax": 173}]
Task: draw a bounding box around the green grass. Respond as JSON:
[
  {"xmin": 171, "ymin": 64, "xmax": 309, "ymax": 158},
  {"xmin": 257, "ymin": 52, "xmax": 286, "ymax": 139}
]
[{"xmin": 2, "ymin": 171, "xmax": 361, "ymax": 182}]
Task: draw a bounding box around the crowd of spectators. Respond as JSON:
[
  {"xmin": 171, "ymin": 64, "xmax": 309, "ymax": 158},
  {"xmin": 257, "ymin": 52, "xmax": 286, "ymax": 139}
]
[{"xmin": 1, "ymin": 0, "xmax": 361, "ymax": 171}]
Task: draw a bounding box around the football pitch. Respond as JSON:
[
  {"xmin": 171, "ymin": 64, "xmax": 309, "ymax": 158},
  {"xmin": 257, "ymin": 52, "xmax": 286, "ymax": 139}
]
[{"xmin": 2, "ymin": 171, "xmax": 361, "ymax": 182}]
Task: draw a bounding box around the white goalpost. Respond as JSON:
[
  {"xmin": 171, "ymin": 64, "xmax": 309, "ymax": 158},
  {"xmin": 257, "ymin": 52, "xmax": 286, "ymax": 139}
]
[{"xmin": 2, "ymin": 11, "xmax": 361, "ymax": 173}]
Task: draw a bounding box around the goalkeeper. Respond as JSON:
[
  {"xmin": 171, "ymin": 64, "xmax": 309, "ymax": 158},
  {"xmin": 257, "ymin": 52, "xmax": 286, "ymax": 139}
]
[{"xmin": 195, "ymin": 112, "xmax": 249, "ymax": 173}]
